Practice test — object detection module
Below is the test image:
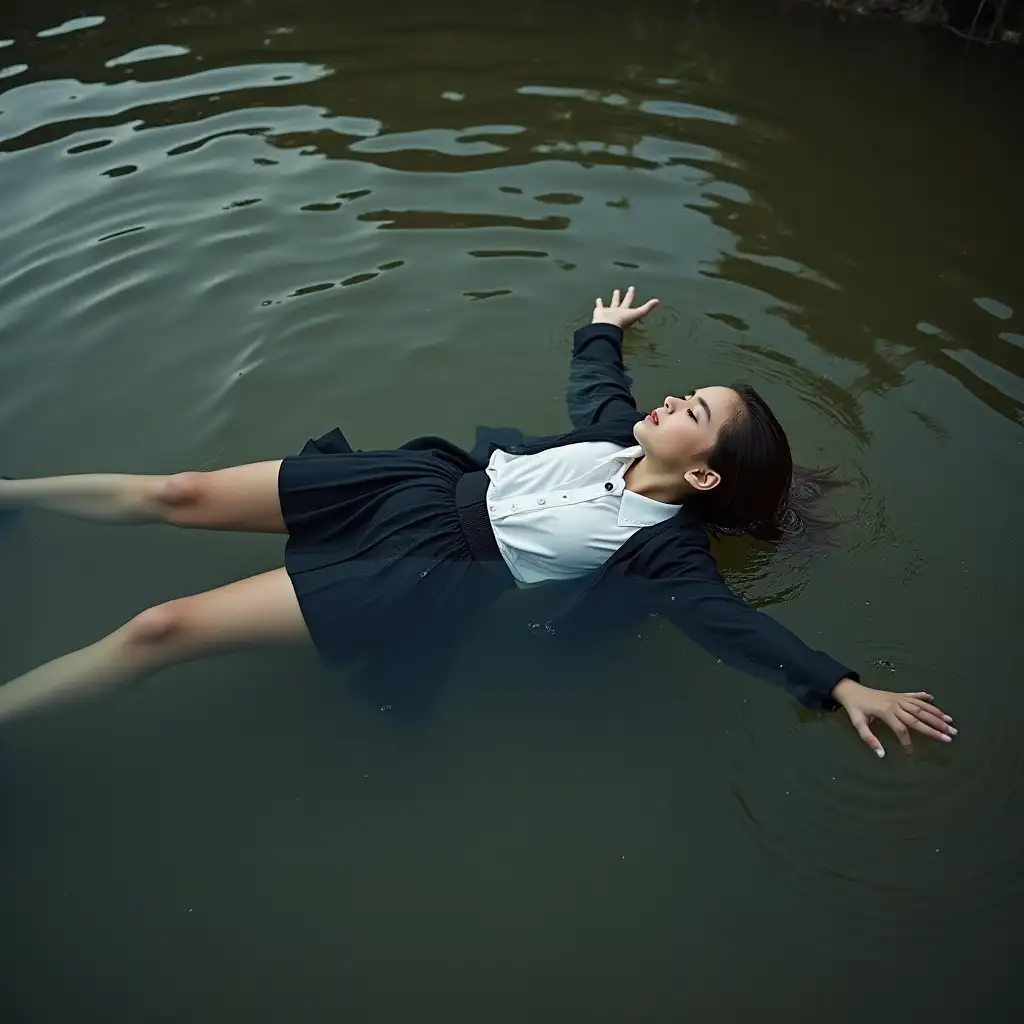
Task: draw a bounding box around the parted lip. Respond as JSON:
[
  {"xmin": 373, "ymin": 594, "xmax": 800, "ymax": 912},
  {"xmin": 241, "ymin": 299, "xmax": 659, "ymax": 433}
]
[{"xmin": 647, "ymin": 410, "xmax": 659, "ymax": 425}]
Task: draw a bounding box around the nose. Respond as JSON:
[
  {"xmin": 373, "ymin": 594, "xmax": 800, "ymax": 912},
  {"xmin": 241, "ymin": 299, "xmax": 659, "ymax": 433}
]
[{"xmin": 664, "ymin": 395, "xmax": 680, "ymax": 413}]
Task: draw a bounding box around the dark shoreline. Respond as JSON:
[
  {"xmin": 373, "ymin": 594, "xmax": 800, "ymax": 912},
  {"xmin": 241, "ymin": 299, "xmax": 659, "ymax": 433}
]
[{"xmin": 807, "ymin": 0, "xmax": 1021, "ymax": 44}]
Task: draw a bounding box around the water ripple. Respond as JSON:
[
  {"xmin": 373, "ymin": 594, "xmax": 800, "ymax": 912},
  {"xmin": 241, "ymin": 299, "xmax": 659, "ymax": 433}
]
[
  {"xmin": 357, "ymin": 209, "xmax": 568, "ymax": 231},
  {"xmin": 727, "ymin": 695, "xmax": 1024, "ymax": 948},
  {"xmin": 1, "ymin": 62, "xmax": 334, "ymax": 149},
  {"xmin": 37, "ymin": 15, "xmax": 106, "ymax": 39},
  {"xmin": 105, "ymin": 44, "xmax": 192, "ymax": 69}
]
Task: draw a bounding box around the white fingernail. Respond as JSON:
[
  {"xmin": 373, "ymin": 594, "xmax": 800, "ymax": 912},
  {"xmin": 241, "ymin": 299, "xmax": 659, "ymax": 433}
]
[
  {"xmin": 875, "ymin": 747, "xmax": 885, "ymax": 759},
  {"xmin": 948, "ymin": 727, "xmax": 957, "ymax": 736}
]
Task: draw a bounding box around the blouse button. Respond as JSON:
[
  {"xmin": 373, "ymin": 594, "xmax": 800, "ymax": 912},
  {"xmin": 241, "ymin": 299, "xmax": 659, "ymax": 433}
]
[
  {"xmin": 489, "ymin": 505, "xmax": 496, "ymax": 512},
  {"xmin": 604, "ymin": 482, "xmax": 614, "ymax": 491},
  {"xmin": 537, "ymin": 498, "xmax": 546, "ymax": 505},
  {"xmin": 511, "ymin": 503, "xmax": 518, "ymax": 511}
]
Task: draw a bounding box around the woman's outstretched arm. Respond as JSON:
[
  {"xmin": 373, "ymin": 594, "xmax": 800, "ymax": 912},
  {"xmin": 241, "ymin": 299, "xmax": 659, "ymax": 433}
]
[
  {"xmin": 566, "ymin": 287, "xmax": 658, "ymax": 429},
  {"xmin": 648, "ymin": 530, "xmax": 956, "ymax": 757}
]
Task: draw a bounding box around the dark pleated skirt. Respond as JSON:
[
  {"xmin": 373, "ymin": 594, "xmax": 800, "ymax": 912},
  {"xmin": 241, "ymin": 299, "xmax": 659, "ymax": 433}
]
[{"xmin": 278, "ymin": 427, "xmax": 512, "ymax": 664}]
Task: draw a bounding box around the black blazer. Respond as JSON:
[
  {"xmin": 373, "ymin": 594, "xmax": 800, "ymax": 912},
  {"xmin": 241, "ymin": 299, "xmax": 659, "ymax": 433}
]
[{"xmin": 462, "ymin": 322, "xmax": 857, "ymax": 712}]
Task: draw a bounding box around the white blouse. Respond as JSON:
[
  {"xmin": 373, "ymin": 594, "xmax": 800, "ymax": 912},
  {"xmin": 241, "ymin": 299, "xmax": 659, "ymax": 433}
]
[{"xmin": 484, "ymin": 442, "xmax": 682, "ymax": 585}]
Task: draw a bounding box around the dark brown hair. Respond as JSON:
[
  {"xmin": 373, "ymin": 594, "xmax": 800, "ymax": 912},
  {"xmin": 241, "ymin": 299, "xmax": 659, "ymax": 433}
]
[{"xmin": 694, "ymin": 383, "xmax": 838, "ymax": 543}]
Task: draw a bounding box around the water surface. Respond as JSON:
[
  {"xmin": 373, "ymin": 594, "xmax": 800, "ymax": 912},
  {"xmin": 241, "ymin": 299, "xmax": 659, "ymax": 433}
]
[{"xmin": 1, "ymin": 2, "xmax": 1022, "ymax": 1021}]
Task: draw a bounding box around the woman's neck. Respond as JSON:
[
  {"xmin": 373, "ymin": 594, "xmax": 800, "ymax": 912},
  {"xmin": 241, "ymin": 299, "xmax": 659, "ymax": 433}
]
[{"xmin": 623, "ymin": 455, "xmax": 687, "ymax": 505}]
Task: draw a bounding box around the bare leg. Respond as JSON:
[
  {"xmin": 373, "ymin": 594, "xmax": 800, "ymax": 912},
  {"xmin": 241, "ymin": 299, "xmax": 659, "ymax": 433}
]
[
  {"xmin": 0, "ymin": 568, "xmax": 310, "ymax": 726},
  {"xmin": 0, "ymin": 461, "xmax": 286, "ymax": 533}
]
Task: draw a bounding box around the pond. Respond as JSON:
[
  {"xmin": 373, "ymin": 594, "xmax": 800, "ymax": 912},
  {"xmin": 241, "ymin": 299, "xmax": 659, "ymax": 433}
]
[{"xmin": 1, "ymin": 1, "xmax": 1022, "ymax": 1020}]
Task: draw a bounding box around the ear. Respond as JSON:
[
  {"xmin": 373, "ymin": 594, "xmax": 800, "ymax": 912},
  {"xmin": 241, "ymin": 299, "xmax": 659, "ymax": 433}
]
[{"xmin": 684, "ymin": 466, "xmax": 721, "ymax": 492}]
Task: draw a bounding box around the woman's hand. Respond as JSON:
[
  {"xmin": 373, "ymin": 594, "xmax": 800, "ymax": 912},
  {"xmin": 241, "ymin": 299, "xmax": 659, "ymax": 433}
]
[
  {"xmin": 832, "ymin": 678, "xmax": 957, "ymax": 758},
  {"xmin": 592, "ymin": 286, "xmax": 659, "ymax": 329}
]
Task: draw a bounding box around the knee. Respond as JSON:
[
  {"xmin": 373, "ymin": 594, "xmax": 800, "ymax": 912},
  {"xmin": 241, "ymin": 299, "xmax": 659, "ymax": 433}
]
[
  {"xmin": 122, "ymin": 601, "xmax": 190, "ymax": 652},
  {"xmin": 156, "ymin": 472, "xmax": 206, "ymax": 523}
]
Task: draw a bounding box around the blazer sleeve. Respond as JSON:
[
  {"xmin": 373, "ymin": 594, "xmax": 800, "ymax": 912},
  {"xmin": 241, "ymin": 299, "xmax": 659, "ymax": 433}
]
[
  {"xmin": 647, "ymin": 531, "xmax": 857, "ymax": 711},
  {"xmin": 566, "ymin": 323, "xmax": 640, "ymax": 429}
]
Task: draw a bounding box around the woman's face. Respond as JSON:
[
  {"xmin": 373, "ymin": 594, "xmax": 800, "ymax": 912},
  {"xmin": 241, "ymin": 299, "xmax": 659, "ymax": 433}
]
[{"xmin": 633, "ymin": 387, "xmax": 742, "ymax": 487}]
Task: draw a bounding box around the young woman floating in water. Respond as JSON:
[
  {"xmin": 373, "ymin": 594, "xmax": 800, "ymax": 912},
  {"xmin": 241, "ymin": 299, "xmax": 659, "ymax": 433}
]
[{"xmin": 0, "ymin": 288, "xmax": 956, "ymax": 757}]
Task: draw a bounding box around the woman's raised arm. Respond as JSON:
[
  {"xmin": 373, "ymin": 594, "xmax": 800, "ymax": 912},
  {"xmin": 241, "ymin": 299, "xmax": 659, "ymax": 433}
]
[{"xmin": 566, "ymin": 287, "xmax": 659, "ymax": 429}]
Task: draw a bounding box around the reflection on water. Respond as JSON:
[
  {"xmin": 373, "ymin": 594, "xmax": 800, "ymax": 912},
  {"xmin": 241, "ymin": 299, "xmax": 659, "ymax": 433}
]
[{"xmin": 1, "ymin": 1, "xmax": 1022, "ymax": 1021}]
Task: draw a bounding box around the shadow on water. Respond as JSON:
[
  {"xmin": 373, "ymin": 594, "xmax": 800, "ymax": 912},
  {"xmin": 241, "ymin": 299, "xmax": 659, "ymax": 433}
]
[{"xmin": 1, "ymin": 1, "xmax": 1022, "ymax": 1021}]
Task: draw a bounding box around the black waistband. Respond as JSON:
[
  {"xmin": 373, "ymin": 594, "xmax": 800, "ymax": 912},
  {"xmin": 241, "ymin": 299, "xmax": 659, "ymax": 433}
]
[{"xmin": 455, "ymin": 469, "xmax": 503, "ymax": 562}]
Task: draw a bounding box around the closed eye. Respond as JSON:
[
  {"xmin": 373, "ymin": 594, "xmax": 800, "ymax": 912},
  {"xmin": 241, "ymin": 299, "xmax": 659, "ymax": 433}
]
[{"xmin": 688, "ymin": 408, "xmax": 697, "ymax": 422}]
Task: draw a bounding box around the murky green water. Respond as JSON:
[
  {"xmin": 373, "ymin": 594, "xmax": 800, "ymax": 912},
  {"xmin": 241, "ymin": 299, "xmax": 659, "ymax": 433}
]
[{"xmin": 2, "ymin": 1, "xmax": 1022, "ymax": 1020}]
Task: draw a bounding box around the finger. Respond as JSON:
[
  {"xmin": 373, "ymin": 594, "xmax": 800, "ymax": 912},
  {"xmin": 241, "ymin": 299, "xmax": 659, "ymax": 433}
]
[
  {"xmin": 848, "ymin": 709, "xmax": 886, "ymax": 759},
  {"xmin": 902, "ymin": 699, "xmax": 956, "ymax": 734},
  {"xmin": 634, "ymin": 298, "xmax": 659, "ymax": 318},
  {"xmin": 611, "ymin": 289, "xmax": 621, "ymax": 306},
  {"xmin": 909, "ymin": 697, "xmax": 953, "ymax": 723},
  {"xmin": 904, "ymin": 695, "xmax": 953, "ymax": 723},
  {"xmin": 908, "ymin": 706, "xmax": 956, "ymax": 736},
  {"xmin": 595, "ymin": 297, "xmax": 604, "ymax": 309},
  {"xmin": 623, "ymin": 285, "xmax": 635, "ymax": 307},
  {"xmin": 896, "ymin": 705, "xmax": 952, "ymax": 745},
  {"xmin": 883, "ymin": 710, "xmax": 914, "ymax": 754}
]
